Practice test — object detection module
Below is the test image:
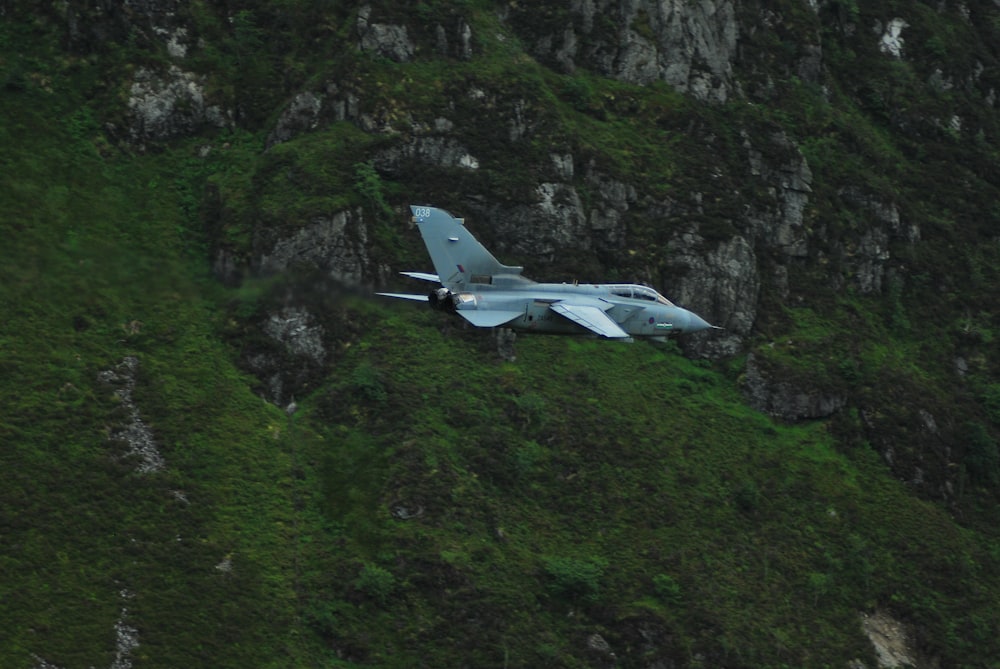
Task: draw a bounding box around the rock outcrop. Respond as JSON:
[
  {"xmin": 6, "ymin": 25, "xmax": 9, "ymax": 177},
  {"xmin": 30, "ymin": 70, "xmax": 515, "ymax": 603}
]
[
  {"xmin": 668, "ymin": 232, "xmax": 759, "ymax": 357},
  {"xmin": 506, "ymin": 0, "xmax": 739, "ymax": 103},
  {"xmin": 247, "ymin": 306, "xmax": 329, "ymax": 405},
  {"xmin": 98, "ymin": 357, "xmax": 165, "ymax": 474},
  {"xmin": 357, "ymin": 5, "xmax": 414, "ymax": 62},
  {"xmin": 860, "ymin": 609, "xmax": 925, "ymax": 669},
  {"xmin": 255, "ymin": 208, "xmax": 376, "ymax": 286},
  {"xmin": 127, "ymin": 66, "xmax": 231, "ymax": 144},
  {"xmin": 742, "ymin": 352, "xmax": 846, "ymax": 421},
  {"xmin": 266, "ymin": 92, "xmax": 323, "ymax": 149}
]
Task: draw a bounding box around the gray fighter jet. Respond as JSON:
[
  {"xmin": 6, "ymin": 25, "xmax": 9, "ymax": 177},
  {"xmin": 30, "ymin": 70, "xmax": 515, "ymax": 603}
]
[{"xmin": 378, "ymin": 205, "xmax": 715, "ymax": 339}]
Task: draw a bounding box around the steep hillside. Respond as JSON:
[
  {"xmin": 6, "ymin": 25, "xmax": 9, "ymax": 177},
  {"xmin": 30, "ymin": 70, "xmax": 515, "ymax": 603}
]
[{"xmin": 2, "ymin": 1, "xmax": 999, "ymax": 667}]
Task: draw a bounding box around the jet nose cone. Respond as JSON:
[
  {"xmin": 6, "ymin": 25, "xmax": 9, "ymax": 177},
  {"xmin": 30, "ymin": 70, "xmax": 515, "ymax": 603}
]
[{"xmin": 683, "ymin": 310, "xmax": 713, "ymax": 333}]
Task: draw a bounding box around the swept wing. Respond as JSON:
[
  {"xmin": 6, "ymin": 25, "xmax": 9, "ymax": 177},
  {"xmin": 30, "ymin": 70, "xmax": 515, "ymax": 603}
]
[
  {"xmin": 549, "ymin": 302, "xmax": 630, "ymax": 339},
  {"xmin": 457, "ymin": 310, "xmax": 523, "ymax": 327}
]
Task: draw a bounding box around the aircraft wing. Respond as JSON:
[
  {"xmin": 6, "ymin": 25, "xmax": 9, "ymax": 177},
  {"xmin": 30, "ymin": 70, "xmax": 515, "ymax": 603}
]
[
  {"xmin": 400, "ymin": 271, "xmax": 440, "ymax": 282},
  {"xmin": 376, "ymin": 292, "xmax": 430, "ymax": 302},
  {"xmin": 457, "ymin": 310, "xmax": 523, "ymax": 327},
  {"xmin": 550, "ymin": 302, "xmax": 630, "ymax": 339}
]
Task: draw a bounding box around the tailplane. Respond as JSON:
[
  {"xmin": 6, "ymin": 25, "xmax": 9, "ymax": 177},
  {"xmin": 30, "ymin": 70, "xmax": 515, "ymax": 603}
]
[{"xmin": 410, "ymin": 206, "xmax": 528, "ymax": 290}]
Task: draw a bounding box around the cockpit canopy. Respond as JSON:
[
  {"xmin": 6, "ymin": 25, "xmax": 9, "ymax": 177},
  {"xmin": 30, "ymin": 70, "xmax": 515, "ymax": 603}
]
[{"xmin": 609, "ymin": 284, "xmax": 675, "ymax": 306}]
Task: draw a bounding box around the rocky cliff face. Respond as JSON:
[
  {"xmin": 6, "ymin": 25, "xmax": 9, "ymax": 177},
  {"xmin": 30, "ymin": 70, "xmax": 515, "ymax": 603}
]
[
  {"xmin": 506, "ymin": 0, "xmax": 740, "ymax": 103},
  {"xmin": 38, "ymin": 0, "xmax": 999, "ymax": 496},
  {"xmin": 8, "ymin": 1, "xmax": 1000, "ymax": 667},
  {"xmin": 128, "ymin": 65, "xmax": 231, "ymax": 144},
  {"xmin": 229, "ymin": 1, "xmax": 925, "ymax": 354},
  {"xmin": 276, "ymin": 3, "xmax": 933, "ymax": 422}
]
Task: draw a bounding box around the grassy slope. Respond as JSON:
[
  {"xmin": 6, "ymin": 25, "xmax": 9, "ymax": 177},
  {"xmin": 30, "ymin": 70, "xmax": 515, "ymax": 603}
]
[
  {"xmin": 3, "ymin": 2, "xmax": 1000, "ymax": 668},
  {"xmin": 304, "ymin": 306, "xmax": 1000, "ymax": 667},
  {"xmin": 0, "ymin": 49, "xmax": 328, "ymax": 666}
]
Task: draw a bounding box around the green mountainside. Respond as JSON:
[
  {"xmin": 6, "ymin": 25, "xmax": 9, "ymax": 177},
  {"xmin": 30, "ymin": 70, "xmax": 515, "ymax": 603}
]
[{"xmin": 2, "ymin": 1, "xmax": 999, "ymax": 667}]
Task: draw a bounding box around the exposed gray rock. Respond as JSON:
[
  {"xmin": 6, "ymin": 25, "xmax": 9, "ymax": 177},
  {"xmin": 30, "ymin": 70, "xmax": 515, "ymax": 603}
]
[
  {"xmin": 123, "ymin": 0, "xmax": 181, "ymax": 23},
  {"xmin": 262, "ymin": 307, "xmax": 327, "ymax": 365},
  {"xmin": 501, "ymin": 183, "xmax": 590, "ymax": 260},
  {"xmin": 508, "ymin": 98, "xmax": 530, "ymax": 141},
  {"xmin": 62, "ymin": 0, "xmax": 183, "ymax": 53},
  {"xmin": 861, "ymin": 609, "xmax": 919, "ymax": 669},
  {"xmin": 668, "ymin": 232, "xmax": 759, "ymax": 357},
  {"xmin": 376, "ymin": 136, "xmax": 481, "ymax": 170},
  {"xmin": 840, "ymin": 188, "xmax": 916, "ymax": 243},
  {"xmin": 247, "ymin": 356, "xmax": 286, "ymax": 406},
  {"xmin": 797, "ymin": 43, "xmax": 824, "ymax": 85},
  {"xmin": 877, "ymin": 18, "xmax": 909, "ymax": 59},
  {"xmin": 586, "ymin": 632, "xmax": 616, "ymax": 667},
  {"xmin": 743, "ymin": 131, "xmax": 813, "ymax": 258},
  {"xmin": 511, "ymin": 0, "xmax": 739, "ymax": 103},
  {"xmin": 587, "ymin": 632, "xmax": 612, "ymax": 654},
  {"xmin": 32, "ymin": 654, "xmax": 63, "ymax": 669},
  {"xmin": 390, "ymin": 500, "xmax": 425, "ymax": 520},
  {"xmin": 245, "ymin": 210, "xmax": 385, "ymax": 404},
  {"xmin": 851, "ymin": 227, "xmax": 891, "ymax": 294},
  {"xmin": 240, "ymin": 207, "xmax": 389, "ymax": 405},
  {"xmin": 98, "ymin": 357, "xmax": 165, "ymax": 474},
  {"xmin": 551, "ymin": 153, "xmax": 575, "ymax": 180},
  {"xmin": 111, "ymin": 603, "xmax": 139, "ymax": 669},
  {"xmin": 435, "ymin": 24, "xmax": 449, "ymax": 56},
  {"xmin": 256, "ymin": 209, "xmax": 372, "ymax": 286},
  {"xmin": 266, "ymin": 91, "xmax": 323, "ymax": 148},
  {"xmin": 458, "ymin": 19, "xmax": 473, "ymax": 59},
  {"xmin": 153, "ymin": 24, "xmax": 188, "ymax": 58},
  {"xmin": 357, "ymin": 5, "xmax": 415, "ymax": 62},
  {"xmin": 836, "ymin": 187, "xmax": 917, "ymax": 294},
  {"xmin": 325, "ymin": 83, "xmax": 361, "ymax": 123},
  {"xmin": 586, "ymin": 172, "xmax": 636, "ymax": 246},
  {"xmin": 127, "ymin": 65, "xmax": 230, "ymax": 143},
  {"xmin": 33, "ymin": 591, "xmax": 139, "ymax": 669},
  {"xmin": 436, "ymin": 18, "xmax": 474, "ymax": 59},
  {"xmin": 742, "ymin": 353, "xmax": 846, "ymax": 420}
]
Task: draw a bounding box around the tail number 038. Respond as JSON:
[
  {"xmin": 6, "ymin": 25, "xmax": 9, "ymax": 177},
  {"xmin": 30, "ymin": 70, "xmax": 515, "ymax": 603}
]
[{"xmin": 413, "ymin": 207, "xmax": 433, "ymax": 219}]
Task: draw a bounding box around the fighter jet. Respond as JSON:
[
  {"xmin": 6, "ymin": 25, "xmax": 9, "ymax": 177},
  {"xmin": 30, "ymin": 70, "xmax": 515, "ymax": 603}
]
[{"xmin": 378, "ymin": 205, "xmax": 715, "ymax": 340}]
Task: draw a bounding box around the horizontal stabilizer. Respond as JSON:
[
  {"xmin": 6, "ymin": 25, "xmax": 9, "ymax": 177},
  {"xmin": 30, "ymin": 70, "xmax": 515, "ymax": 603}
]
[
  {"xmin": 400, "ymin": 271, "xmax": 440, "ymax": 282},
  {"xmin": 550, "ymin": 302, "xmax": 630, "ymax": 338},
  {"xmin": 457, "ymin": 310, "xmax": 522, "ymax": 327},
  {"xmin": 376, "ymin": 292, "xmax": 430, "ymax": 302}
]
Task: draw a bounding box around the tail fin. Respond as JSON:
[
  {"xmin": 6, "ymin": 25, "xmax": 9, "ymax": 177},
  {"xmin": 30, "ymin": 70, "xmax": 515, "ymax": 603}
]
[{"xmin": 410, "ymin": 206, "xmax": 528, "ymax": 290}]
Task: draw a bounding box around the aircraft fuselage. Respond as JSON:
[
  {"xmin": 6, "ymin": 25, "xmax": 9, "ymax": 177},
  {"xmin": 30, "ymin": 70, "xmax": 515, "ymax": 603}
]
[
  {"xmin": 448, "ymin": 280, "xmax": 710, "ymax": 337},
  {"xmin": 378, "ymin": 205, "xmax": 716, "ymax": 340}
]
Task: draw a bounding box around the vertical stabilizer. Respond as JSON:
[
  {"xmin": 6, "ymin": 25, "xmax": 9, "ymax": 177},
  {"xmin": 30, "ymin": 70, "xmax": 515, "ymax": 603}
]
[{"xmin": 410, "ymin": 205, "xmax": 526, "ymax": 289}]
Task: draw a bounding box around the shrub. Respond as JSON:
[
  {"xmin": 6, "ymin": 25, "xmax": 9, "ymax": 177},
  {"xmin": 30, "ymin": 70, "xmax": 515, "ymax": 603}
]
[
  {"xmin": 734, "ymin": 480, "xmax": 761, "ymax": 513},
  {"xmin": 963, "ymin": 421, "xmax": 999, "ymax": 488},
  {"xmin": 355, "ymin": 563, "xmax": 396, "ymax": 605},
  {"xmin": 543, "ymin": 556, "xmax": 607, "ymax": 603},
  {"xmin": 982, "ymin": 385, "xmax": 1000, "ymax": 426},
  {"xmin": 354, "ymin": 160, "xmax": 392, "ymax": 221},
  {"xmin": 652, "ymin": 573, "xmax": 682, "ymax": 605},
  {"xmin": 351, "ymin": 362, "xmax": 387, "ymax": 403}
]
